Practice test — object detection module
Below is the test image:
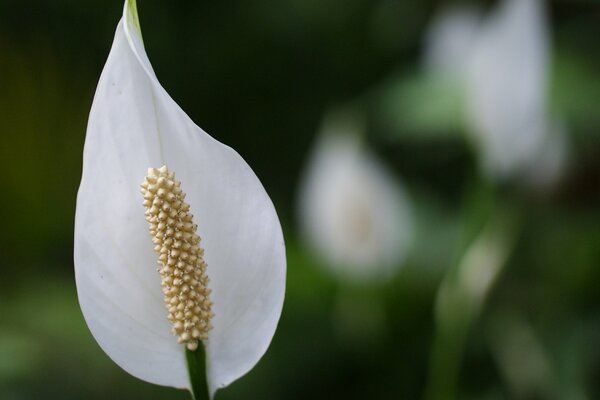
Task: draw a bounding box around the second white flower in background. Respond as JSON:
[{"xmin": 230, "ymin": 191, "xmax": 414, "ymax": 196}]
[
  {"xmin": 424, "ymin": 0, "xmax": 569, "ymax": 187},
  {"xmin": 298, "ymin": 109, "xmax": 413, "ymax": 282}
]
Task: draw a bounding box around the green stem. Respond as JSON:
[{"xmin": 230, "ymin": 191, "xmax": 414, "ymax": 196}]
[
  {"xmin": 186, "ymin": 344, "xmax": 210, "ymax": 400},
  {"xmin": 424, "ymin": 210, "xmax": 517, "ymax": 400}
]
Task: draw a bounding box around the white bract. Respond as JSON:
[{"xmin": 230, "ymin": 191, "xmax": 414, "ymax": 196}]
[
  {"xmin": 423, "ymin": 5, "xmax": 481, "ymax": 79},
  {"xmin": 74, "ymin": 0, "xmax": 285, "ymax": 397},
  {"xmin": 425, "ymin": 0, "xmax": 568, "ymax": 186},
  {"xmin": 298, "ymin": 111, "xmax": 413, "ymax": 282}
]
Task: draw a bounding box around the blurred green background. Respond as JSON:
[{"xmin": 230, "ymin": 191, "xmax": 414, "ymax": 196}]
[{"xmin": 1, "ymin": 0, "xmax": 600, "ymax": 399}]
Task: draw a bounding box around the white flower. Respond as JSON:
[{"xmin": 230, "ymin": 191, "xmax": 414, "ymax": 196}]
[
  {"xmin": 424, "ymin": 0, "xmax": 568, "ymax": 186},
  {"xmin": 73, "ymin": 0, "xmax": 286, "ymax": 397},
  {"xmin": 297, "ymin": 110, "xmax": 413, "ymax": 282}
]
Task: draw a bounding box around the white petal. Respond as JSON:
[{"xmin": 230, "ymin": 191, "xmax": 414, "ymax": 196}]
[
  {"xmin": 75, "ymin": 1, "xmax": 285, "ymax": 396},
  {"xmin": 465, "ymin": 0, "xmax": 550, "ymax": 179},
  {"xmin": 298, "ymin": 111, "xmax": 412, "ymax": 282},
  {"xmin": 423, "ymin": 4, "xmax": 482, "ymax": 78}
]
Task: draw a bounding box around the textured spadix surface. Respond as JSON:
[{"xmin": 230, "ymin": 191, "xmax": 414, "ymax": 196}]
[{"xmin": 74, "ymin": 0, "xmax": 286, "ymax": 396}]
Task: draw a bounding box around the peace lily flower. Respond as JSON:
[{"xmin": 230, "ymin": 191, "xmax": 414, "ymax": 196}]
[
  {"xmin": 464, "ymin": 0, "xmax": 567, "ymax": 185},
  {"xmin": 424, "ymin": 0, "xmax": 568, "ymax": 187},
  {"xmin": 74, "ymin": 1, "xmax": 285, "ymax": 398},
  {"xmin": 297, "ymin": 110, "xmax": 413, "ymax": 282}
]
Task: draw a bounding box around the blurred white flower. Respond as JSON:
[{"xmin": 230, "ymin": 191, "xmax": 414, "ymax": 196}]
[
  {"xmin": 298, "ymin": 110, "xmax": 413, "ymax": 282},
  {"xmin": 423, "ymin": 5, "xmax": 481, "ymax": 78},
  {"xmin": 425, "ymin": 0, "xmax": 569, "ymax": 186},
  {"xmin": 74, "ymin": 0, "xmax": 285, "ymax": 397}
]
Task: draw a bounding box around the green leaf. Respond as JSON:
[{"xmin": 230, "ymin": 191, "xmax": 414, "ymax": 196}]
[
  {"xmin": 371, "ymin": 71, "xmax": 466, "ymax": 141},
  {"xmin": 551, "ymin": 51, "xmax": 600, "ymax": 130}
]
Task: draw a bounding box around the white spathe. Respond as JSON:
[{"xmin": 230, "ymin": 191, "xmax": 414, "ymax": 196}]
[
  {"xmin": 424, "ymin": 0, "xmax": 568, "ymax": 186},
  {"xmin": 465, "ymin": 0, "xmax": 547, "ymax": 179},
  {"xmin": 298, "ymin": 111, "xmax": 413, "ymax": 282},
  {"xmin": 74, "ymin": 0, "xmax": 286, "ymax": 397},
  {"xmin": 423, "ymin": 4, "xmax": 482, "ymax": 78}
]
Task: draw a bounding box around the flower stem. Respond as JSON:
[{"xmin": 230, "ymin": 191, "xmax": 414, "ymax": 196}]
[
  {"xmin": 186, "ymin": 344, "xmax": 210, "ymax": 400},
  {"xmin": 425, "ymin": 209, "xmax": 517, "ymax": 400}
]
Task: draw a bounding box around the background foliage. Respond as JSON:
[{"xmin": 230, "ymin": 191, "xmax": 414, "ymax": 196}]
[{"xmin": 0, "ymin": 0, "xmax": 599, "ymax": 399}]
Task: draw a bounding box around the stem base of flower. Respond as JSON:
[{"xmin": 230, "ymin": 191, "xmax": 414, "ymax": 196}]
[{"xmin": 186, "ymin": 343, "xmax": 210, "ymax": 400}]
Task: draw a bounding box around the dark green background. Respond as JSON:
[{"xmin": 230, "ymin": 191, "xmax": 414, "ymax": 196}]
[{"xmin": 1, "ymin": 0, "xmax": 599, "ymax": 399}]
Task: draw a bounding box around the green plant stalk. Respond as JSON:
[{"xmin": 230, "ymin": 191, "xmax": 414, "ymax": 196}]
[
  {"xmin": 425, "ymin": 210, "xmax": 517, "ymax": 400},
  {"xmin": 186, "ymin": 344, "xmax": 210, "ymax": 400}
]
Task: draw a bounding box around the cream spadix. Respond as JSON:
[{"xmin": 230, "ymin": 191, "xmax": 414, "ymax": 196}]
[
  {"xmin": 74, "ymin": 0, "xmax": 286, "ymax": 397},
  {"xmin": 141, "ymin": 166, "xmax": 213, "ymax": 352}
]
